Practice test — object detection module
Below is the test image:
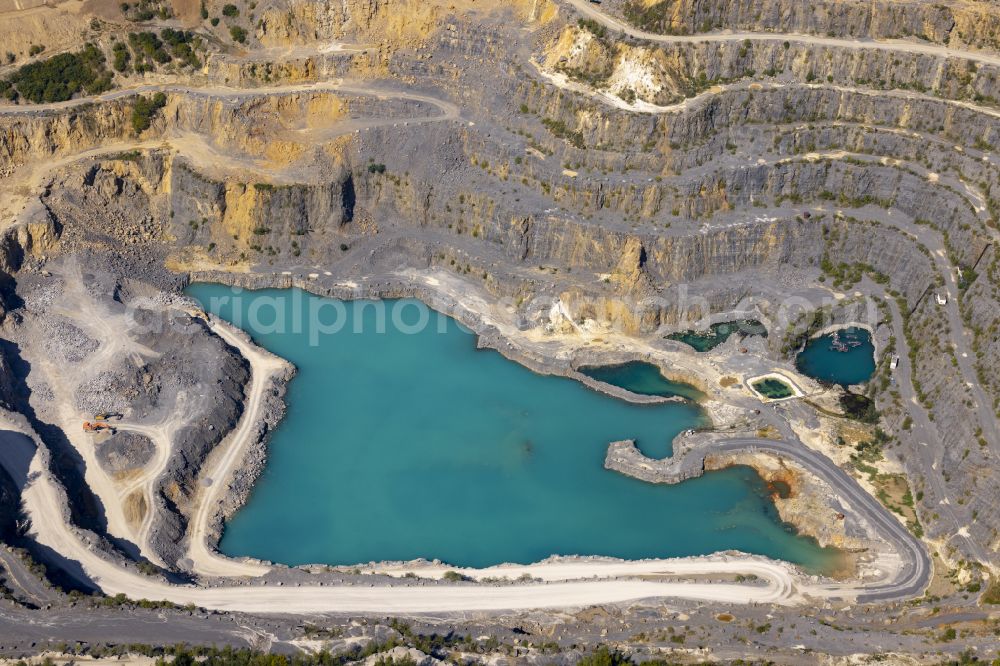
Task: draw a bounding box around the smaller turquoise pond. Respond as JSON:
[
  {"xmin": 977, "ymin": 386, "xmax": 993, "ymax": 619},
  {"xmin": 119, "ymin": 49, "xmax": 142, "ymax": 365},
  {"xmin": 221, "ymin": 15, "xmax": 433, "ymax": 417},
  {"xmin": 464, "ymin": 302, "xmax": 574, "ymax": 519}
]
[
  {"xmin": 187, "ymin": 285, "xmax": 841, "ymax": 572},
  {"xmin": 667, "ymin": 320, "xmax": 768, "ymax": 352},
  {"xmin": 577, "ymin": 361, "xmax": 706, "ymax": 403},
  {"xmin": 796, "ymin": 327, "xmax": 876, "ymax": 386}
]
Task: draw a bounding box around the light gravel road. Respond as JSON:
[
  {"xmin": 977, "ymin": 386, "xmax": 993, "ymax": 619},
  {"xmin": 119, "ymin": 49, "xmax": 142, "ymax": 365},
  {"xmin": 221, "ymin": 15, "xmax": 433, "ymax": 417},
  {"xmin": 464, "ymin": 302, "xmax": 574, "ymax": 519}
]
[
  {"xmin": 184, "ymin": 318, "xmax": 288, "ymax": 579},
  {"xmin": 0, "ymin": 79, "xmax": 461, "ymax": 119},
  {"xmin": 562, "ymin": 0, "xmax": 1000, "ymax": 67},
  {"xmin": 708, "ymin": 438, "xmax": 931, "ymax": 602},
  {"xmin": 0, "ymin": 288, "xmax": 931, "ymax": 611},
  {"xmin": 2, "ymin": 408, "xmax": 929, "ymax": 613}
]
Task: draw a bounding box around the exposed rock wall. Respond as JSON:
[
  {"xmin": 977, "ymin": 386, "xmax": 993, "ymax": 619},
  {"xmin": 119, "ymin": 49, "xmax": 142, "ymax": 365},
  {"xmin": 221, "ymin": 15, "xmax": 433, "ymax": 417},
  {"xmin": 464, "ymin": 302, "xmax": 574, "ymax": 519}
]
[
  {"xmin": 620, "ymin": 0, "xmax": 1000, "ymax": 52},
  {"xmin": 548, "ymin": 23, "xmax": 1000, "ymax": 108}
]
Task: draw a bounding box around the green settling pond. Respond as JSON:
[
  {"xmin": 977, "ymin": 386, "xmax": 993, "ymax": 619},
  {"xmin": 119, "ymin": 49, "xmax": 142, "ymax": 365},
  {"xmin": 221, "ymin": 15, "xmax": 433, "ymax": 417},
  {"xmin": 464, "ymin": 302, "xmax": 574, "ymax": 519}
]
[
  {"xmin": 752, "ymin": 378, "xmax": 795, "ymax": 400},
  {"xmin": 188, "ymin": 284, "xmax": 840, "ymax": 571},
  {"xmin": 667, "ymin": 320, "xmax": 768, "ymax": 352},
  {"xmin": 796, "ymin": 327, "xmax": 876, "ymax": 386},
  {"xmin": 577, "ymin": 361, "xmax": 706, "ymax": 403}
]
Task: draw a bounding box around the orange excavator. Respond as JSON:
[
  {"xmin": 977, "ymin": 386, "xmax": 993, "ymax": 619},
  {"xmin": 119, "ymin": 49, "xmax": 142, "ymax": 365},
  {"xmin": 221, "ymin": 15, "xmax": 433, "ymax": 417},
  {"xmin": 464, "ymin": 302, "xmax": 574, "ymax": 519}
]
[{"xmin": 83, "ymin": 421, "xmax": 115, "ymax": 434}]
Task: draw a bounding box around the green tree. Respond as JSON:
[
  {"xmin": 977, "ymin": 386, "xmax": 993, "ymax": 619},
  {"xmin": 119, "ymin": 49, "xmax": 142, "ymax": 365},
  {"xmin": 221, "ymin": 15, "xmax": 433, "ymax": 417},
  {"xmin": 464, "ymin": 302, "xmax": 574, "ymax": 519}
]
[
  {"xmin": 131, "ymin": 91, "xmax": 167, "ymax": 132},
  {"xmin": 6, "ymin": 43, "xmax": 112, "ymax": 103}
]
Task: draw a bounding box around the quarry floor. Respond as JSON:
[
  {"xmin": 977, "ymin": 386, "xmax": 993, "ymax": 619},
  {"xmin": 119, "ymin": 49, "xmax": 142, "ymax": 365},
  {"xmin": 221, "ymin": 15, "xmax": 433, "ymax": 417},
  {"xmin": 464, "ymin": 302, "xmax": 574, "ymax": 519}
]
[
  {"xmin": 0, "ymin": 257, "xmax": 933, "ymax": 615},
  {"xmin": 0, "ymin": 0, "xmax": 998, "ymax": 659}
]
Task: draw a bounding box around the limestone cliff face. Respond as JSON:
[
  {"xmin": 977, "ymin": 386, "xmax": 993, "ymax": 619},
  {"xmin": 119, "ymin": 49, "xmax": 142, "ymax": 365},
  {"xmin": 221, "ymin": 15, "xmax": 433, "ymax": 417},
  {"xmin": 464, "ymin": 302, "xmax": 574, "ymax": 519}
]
[
  {"xmin": 0, "ymin": 100, "xmax": 134, "ymax": 173},
  {"xmin": 256, "ymin": 0, "xmax": 388, "ymax": 46},
  {"xmin": 545, "ymin": 218, "xmax": 798, "ymax": 282},
  {"xmin": 256, "ymin": 0, "xmax": 539, "ymax": 48},
  {"xmin": 622, "ymin": 0, "xmax": 1000, "ymax": 52},
  {"xmin": 0, "ymin": 92, "xmax": 431, "ymax": 178},
  {"xmin": 3, "ymin": 82, "xmax": 961, "ymax": 327},
  {"xmin": 168, "ymin": 159, "xmax": 356, "ymax": 266},
  {"xmin": 0, "ymin": 205, "xmax": 62, "ymax": 281},
  {"xmin": 547, "ymin": 22, "xmax": 1000, "ymax": 108},
  {"xmin": 0, "ymin": 212, "xmax": 61, "ymax": 270}
]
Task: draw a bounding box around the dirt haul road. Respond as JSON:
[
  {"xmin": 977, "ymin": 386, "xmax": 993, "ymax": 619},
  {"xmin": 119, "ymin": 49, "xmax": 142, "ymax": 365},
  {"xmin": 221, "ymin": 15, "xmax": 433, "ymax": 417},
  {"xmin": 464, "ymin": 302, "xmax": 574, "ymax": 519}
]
[
  {"xmin": 6, "ymin": 411, "xmax": 813, "ymax": 612},
  {"xmin": 0, "ymin": 309, "xmax": 928, "ymax": 613},
  {"xmin": 562, "ymin": 0, "xmax": 1000, "ymax": 67}
]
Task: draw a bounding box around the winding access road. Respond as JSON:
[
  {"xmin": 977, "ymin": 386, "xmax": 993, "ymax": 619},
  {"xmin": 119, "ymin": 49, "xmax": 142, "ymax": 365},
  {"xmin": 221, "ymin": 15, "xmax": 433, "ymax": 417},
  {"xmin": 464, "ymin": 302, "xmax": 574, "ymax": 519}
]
[
  {"xmin": 184, "ymin": 318, "xmax": 287, "ymax": 579},
  {"xmin": 0, "ymin": 79, "xmax": 461, "ymax": 120},
  {"xmin": 0, "ymin": 5, "xmax": 951, "ymax": 610},
  {"xmin": 707, "ymin": 438, "xmax": 931, "ymax": 602},
  {"xmin": 563, "ymin": 0, "xmax": 1000, "ymax": 67},
  {"xmin": 0, "ymin": 310, "xmax": 930, "ymax": 612}
]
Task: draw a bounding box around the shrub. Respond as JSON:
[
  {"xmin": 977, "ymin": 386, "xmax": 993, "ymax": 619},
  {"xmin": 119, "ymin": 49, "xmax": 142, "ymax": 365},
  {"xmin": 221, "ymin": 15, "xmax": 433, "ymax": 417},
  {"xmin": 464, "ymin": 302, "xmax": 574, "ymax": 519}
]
[
  {"xmin": 577, "ymin": 646, "xmax": 633, "ymax": 666},
  {"xmin": 160, "ymin": 28, "xmax": 201, "ymax": 68},
  {"xmin": 840, "ymin": 392, "xmax": 879, "ymax": 424},
  {"xmin": 131, "ymin": 91, "xmax": 167, "ymax": 132},
  {"xmin": 112, "ymin": 42, "xmax": 131, "ymax": 72},
  {"xmin": 367, "ymin": 163, "xmax": 386, "ymax": 174},
  {"xmin": 136, "ymin": 560, "xmax": 159, "ymax": 576},
  {"xmin": 983, "ymin": 578, "xmax": 1000, "ymax": 604},
  {"xmin": 28, "ymin": 44, "xmax": 45, "ymax": 57},
  {"xmin": 5, "ymin": 43, "xmax": 112, "ymax": 103},
  {"xmin": 229, "ymin": 26, "xmax": 247, "ymax": 43},
  {"xmin": 576, "ymin": 18, "xmax": 607, "ymax": 41},
  {"xmin": 128, "ymin": 31, "xmax": 170, "ymax": 71},
  {"xmin": 222, "ymin": 3, "xmax": 239, "ymax": 17},
  {"xmin": 541, "ymin": 117, "xmax": 585, "ymax": 149}
]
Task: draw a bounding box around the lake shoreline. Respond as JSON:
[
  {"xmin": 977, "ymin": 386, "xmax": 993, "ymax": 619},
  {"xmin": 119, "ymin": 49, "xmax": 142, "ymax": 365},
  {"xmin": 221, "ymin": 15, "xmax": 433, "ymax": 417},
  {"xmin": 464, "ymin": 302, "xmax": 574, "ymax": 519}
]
[
  {"xmin": 171, "ymin": 270, "xmax": 924, "ymax": 604},
  {"xmin": 187, "ymin": 281, "xmax": 840, "ymax": 574}
]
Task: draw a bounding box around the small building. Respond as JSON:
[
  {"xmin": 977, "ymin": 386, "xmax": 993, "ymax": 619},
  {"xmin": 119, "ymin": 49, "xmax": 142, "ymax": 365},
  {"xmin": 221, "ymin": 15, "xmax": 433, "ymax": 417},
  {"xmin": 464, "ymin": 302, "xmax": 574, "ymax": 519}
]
[
  {"xmin": 890, "ymin": 354, "xmax": 900, "ymax": 370},
  {"xmin": 936, "ymin": 293, "xmax": 948, "ymax": 306}
]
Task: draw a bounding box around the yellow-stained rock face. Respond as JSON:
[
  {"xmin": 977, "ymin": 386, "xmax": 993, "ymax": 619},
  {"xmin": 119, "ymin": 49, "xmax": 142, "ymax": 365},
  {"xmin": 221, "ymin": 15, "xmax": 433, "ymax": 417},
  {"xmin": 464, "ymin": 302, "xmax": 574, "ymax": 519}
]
[
  {"xmin": 221, "ymin": 182, "xmax": 264, "ymax": 241},
  {"xmin": 17, "ymin": 217, "xmax": 61, "ymax": 259},
  {"xmin": 256, "ymin": 0, "xmax": 541, "ymax": 48}
]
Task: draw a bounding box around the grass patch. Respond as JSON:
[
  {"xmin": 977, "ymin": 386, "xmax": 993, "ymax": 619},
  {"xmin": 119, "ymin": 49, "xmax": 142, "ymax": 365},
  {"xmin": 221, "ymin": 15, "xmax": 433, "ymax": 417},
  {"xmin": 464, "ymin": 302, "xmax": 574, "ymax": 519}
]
[
  {"xmin": 541, "ymin": 117, "xmax": 585, "ymax": 149},
  {"xmin": 755, "ymin": 425, "xmax": 781, "ymax": 440},
  {"xmin": 872, "ymin": 473, "xmax": 923, "ymax": 537},
  {"xmin": 983, "ymin": 579, "xmax": 1000, "ymax": 604}
]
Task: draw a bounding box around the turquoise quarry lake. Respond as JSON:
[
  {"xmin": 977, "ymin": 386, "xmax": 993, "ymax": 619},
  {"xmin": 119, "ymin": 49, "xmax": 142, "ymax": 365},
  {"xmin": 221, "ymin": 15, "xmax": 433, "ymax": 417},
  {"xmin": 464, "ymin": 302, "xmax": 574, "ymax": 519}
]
[
  {"xmin": 578, "ymin": 361, "xmax": 706, "ymax": 404},
  {"xmin": 188, "ymin": 284, "xmax": 840, "ymax": 571},
  {"xmin": 796, "ymin": 327, "xmax": 876, "ymax": 386}
]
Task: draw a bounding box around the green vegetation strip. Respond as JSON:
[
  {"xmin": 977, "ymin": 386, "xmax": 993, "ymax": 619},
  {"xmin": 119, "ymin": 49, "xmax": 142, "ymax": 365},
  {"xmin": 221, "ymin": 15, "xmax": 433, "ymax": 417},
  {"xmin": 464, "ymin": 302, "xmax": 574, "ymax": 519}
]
[{"xmin": 0, "ymin": 44, "xmax": 111, "ymax": 103}]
